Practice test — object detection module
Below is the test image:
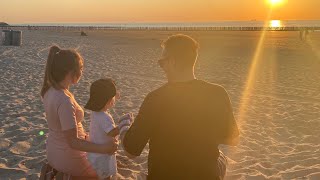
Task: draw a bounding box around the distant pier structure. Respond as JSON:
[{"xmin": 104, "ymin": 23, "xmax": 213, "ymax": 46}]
[
  {"xmin": 0, "ymin": 25, "xmax": 319, "ymax": 43},
  {"xmin": 0, "ymin": 25, "xmax": 319, "ymax": 32},
  {"xmin": 1, "ymin": 30, "xmax": 22, "ymax": 46},
  {"xmin": 0, "ymin": 25, "xmax": 320, "ymax": 33}
]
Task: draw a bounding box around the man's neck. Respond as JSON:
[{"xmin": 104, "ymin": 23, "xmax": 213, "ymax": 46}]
[{"xmin": 168, "ymin": 71, "xmax": 196, "ymax": 83}]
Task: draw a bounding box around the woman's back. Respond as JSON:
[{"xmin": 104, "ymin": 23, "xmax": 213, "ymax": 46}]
[{"xmin": 43, "ymin": 87, "xmax": 92, "ymax": 176}]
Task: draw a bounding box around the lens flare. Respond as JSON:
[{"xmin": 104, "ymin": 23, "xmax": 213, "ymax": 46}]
[{"xmin": 39, "ymin": 131, "xmax": 45, "ymax": 136}]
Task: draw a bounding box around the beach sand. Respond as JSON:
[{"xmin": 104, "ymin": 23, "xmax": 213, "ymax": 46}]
[{"xmin": 0, "ymin": 30, "xmax": 320, "ymax": 179}]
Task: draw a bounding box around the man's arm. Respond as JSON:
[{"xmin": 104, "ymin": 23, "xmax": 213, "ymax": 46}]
[
  {"xmin": 122, "ymin": 95, "xmax": 153, "ymax": 157},
  {"xmin": 216, "ymin": 87, "xmax": 240, "ymax": 146},
  {"xmin": 120, "ymin": 132, "xmax": 138, "ymax": 159}
]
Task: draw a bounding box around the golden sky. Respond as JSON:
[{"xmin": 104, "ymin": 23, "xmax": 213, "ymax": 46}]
[{"xmin": 0, "ymin": 0, "xmax": 319, "ymax": 23}]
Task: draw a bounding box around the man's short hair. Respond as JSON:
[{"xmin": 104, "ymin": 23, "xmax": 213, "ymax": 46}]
[{"xmin": 161, "ymin": 34, "xmax": 199, "ymax": 69}]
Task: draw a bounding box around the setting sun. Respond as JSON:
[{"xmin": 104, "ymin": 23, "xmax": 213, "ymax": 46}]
[
  {"xmin": 270, "ymin": 20, "xmax": 282, "ymax": 27},
  {"xmin": 268, "ymin": 0, "xmax": 285, "ymax": 6}
]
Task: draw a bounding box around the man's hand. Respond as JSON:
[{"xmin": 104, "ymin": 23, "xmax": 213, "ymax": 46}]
[
  {"xmin": 118, "ymin": 113, "xmax": 138, "ymax": 159},
  {"xmin": 119, "ymin": 113, "xmax": 134, "ymax": 136}
]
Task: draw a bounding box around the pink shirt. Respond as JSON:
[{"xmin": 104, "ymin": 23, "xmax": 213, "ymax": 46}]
[{"xmin": 43, "ymin": 87, "xmax": 96, "ymax": 176}]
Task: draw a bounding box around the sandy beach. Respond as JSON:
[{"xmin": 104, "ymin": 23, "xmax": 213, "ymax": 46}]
[{"xmin": 0, "ymin": 30, "xmax": 320, "ymax": 179}]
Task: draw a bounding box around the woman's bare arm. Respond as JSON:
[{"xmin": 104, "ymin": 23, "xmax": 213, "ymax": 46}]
[
  {"xmin": 107, "ymin": 127, "xmax": 120, "ymax": 137},
  {"xmin": 63, "ymin": 128, "xmax": 118, "ymax": 154}
]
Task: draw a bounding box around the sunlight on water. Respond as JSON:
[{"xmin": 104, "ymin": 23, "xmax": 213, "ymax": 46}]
[{"xmin": 269, "ymin": 20, "xmax": 282, "ymax": 28}]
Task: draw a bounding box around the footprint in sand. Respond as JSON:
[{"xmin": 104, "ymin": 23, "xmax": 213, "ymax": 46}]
[
  {"xmin": 0, "ymin": 139, "xmax": 12, "ymax": 151},
  {"xmin": 36, "ymin": 46, "xmax": 51, "ymax": 61},
  {"xmin": 0, "ymin": 49, "xmax": 14, "ymax": 57},
  {"xmin": 9, "ymin": 141, "xmax": 31, "ymax": 155}
]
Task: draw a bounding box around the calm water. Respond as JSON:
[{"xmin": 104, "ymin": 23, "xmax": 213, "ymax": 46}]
[{"xmin": 13, "ymin": 20, "xmax": 320, "ymax": 28}]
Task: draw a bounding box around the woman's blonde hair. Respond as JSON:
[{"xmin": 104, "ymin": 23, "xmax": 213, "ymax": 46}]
[{"xmin": 41, "ymin": 45, "xmax": 83, "ymax": 97}]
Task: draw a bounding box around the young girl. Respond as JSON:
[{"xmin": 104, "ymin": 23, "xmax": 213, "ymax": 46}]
[{"xmin": 85, "ymin": 78, "xmax": 132, "ymax": 180}]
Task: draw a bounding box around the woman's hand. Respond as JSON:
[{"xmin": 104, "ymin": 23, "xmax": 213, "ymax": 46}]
[{"xmin": 102, "ymin": 137, "xmax": 119, "ymax": 155}]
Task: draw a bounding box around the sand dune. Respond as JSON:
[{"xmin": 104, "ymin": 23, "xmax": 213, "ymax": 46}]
[{"xmin": 0, "ymin": 30, "xmax": 320, "ymax": 179}]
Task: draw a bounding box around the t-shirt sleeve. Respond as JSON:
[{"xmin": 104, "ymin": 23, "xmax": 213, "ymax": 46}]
[
  {"xmin": 99, "ymin": 113, "xmax": 116, "ymax": 134},
  {"xmin": 215, "ymin": 87, "xmax": 239, "ymax": 142},
  {"xmin": 58, "ymin": 98, "xmax": 77, "ymax": 131},
  {"xmin": 123, "ymin": 94, "xmax": 153, "ymax": 156}
]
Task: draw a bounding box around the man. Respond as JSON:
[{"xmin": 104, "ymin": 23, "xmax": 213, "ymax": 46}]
[{"xmin": 122, "ymin": 34, "xmax": 239, "ymax": 180}]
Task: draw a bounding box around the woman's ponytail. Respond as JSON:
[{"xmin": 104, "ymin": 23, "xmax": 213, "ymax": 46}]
[
  {"xmin": 40, "ymin": 46, "xmax": 61, "ymax": 98},
  {"xmin": 40, "ymin": 45, "xmax": 83, "ymax": 98}
]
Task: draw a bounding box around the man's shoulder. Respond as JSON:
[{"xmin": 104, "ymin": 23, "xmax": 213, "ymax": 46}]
[
  {"xmin": 195, "ymin": 79, "xmax": 227, "ymax": 93},
  {"xmin": 146, "ymin": 84, "xmax": 168, "ymax": 97},
  {"xmin": 147, "ymin": 80, "xmax": 227, "ymax": 95}
]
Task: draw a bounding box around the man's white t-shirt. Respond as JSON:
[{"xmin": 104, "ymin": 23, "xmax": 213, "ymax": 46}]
[{"xmin": 87, "ymin": 111, "xmax": 117, "ymax": 178}]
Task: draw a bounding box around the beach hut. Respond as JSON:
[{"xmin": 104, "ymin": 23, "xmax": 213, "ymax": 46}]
[{"xmin": 1, "ymin": 30, "xmax": 22, "ymax": 46}]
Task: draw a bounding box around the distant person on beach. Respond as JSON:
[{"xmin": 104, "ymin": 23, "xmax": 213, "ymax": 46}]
[
  {"xmin": 40, "ymin": 46, "xmax": 118, "ymax": 178},
  {"xmin": 84, "ymin": 78, "xmax": 132, "ymax": 180},
  {"xmin": 121, "ymin": 34, "xmax": 240, "ymax": 180}
]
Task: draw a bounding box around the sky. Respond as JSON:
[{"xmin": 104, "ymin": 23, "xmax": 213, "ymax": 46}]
[{"xmin": 0, "ymin": 0, "xmax": 319, "ymax": 24}]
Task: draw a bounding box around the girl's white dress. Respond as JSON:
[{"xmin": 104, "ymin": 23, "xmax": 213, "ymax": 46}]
[{"xmin": 87, "ymin": 111, "xmax": 117, "ymax": 179}]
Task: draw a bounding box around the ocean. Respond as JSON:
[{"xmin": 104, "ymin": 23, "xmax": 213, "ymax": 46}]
[{"xmin": 12, "ymin": 20, "xmax": 320, "ymax": 28}]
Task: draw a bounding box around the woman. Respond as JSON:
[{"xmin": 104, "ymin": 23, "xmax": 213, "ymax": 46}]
[{"xmin": 41, "ymin": 46, "xmax": 118, "ymax": 178}]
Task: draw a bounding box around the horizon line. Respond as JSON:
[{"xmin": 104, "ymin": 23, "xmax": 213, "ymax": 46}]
[{"xmin": 6, "ymin": 19, "xmax": 320, "ymax": 25}]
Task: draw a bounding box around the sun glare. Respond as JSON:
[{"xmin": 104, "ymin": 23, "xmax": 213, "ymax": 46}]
[
  {"xmin": 269, "ymin": 0, "xmax": 284, "ymax": 6},
  {"xmin": 270, "ymin": 20, "xmax": 282, "ymax": 28}
]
